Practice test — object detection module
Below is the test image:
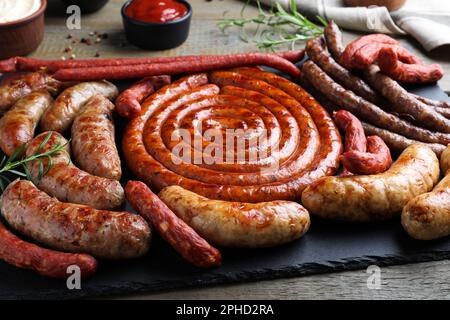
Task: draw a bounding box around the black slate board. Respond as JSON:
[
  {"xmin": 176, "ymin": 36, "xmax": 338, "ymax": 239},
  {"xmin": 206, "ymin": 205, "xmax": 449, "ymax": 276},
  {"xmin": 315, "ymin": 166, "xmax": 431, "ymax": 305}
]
[{"xmin": 0, "ymin": 74, "xmax": 449, "ymax": 300}]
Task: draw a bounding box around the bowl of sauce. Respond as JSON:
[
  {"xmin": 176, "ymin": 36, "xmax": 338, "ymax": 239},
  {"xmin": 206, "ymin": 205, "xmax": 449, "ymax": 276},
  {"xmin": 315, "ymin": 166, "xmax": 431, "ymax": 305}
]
[
  {"xmin": 0, "ymin": 0, "xmax": 47, "ymax": 58},
  {"xmin": 121, "ymin": 0, "xmax": 192, "ymax": 50}
]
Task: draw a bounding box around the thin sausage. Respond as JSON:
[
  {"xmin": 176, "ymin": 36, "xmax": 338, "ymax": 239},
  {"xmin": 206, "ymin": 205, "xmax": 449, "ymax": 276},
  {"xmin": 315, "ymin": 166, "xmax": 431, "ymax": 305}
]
[
  {"xmin": 302, "ymin": 144, "xmax": 439, "ymax": 222},
  {"xmin": 25, "ymin": 132, "xmax": 125, "ymax": 210},
  {"xmin": 1, "ymin": 179, "xmax": 151, "ymax": 259},
  {"xmin": 0, "ymin": 90, "xmax": 53, "ymax": 156},
  {"xmin": 11, "ymin": 51, "xmax": 305, "ymax": 72},
  {"xmin": 0, "ymin": 219, "xmax": 97, "ymax": 279},
  {"xmin": 324, "ymin": 21, "xmax": 344, "ymax": 60},
  {"xmin": 364, "ymin": 65, "xmax": 450, "ymax": 133},
  {"xmin": 115, "ymin": 75, "xmax": 171, "ymax": 118},
  {"xmin": 301, "ymin": 61, "xmax": 450, "ymax": 145},
  {"xmin": 71, "ymin": 94, "xmax": 122, "ymax": 180},
  {"xmin": 159, "ymin": 185, "xmax": 310, "ymax": 248},
  {"xmin": 52, "ymin": 53, "xmax": 301, "ymax": 81},
  {"xmin": 125, "ymin": 181, "xmax": 221, "ymax": 268},
  {"xmin": 40, "ymin": 80, "xmax": 118, "ymax": 133}
]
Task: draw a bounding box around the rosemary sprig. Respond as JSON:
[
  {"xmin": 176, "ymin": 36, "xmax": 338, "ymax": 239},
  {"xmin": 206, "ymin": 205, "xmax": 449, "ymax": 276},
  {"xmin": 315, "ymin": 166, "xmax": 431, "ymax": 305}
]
[
  {"xmin": 0, "ymin": 132, "xmax": 70, "ymax": 192},
  {"xmin": 218, "ymin": 0, "xmax": 326, "ymax": 50}
]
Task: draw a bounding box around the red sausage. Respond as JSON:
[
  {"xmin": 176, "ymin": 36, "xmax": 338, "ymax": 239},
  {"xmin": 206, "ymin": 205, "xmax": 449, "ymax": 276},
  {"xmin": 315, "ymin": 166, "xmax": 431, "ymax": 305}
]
[
  {"xmin": 377, "ymin": 47, "xmax": 444, "ymax": 83},
  {"xmin": 0, "ymin": 220, "xmax": 97, "ymax": 278},
  {"xmin": 340, "ymin": 135, "xmax": 393, "ymax": 175},
  {"xmin": 11, "ymin": 51, "xmax": 304, "ymax": 72},
  {"xmin": 52, "ymin": 53, "xmax": 301, "ymax": 81},
  {"xmin": 334, "ymin": 110, "xmax": 367, "ymax": 176},
  {"xmin": 125, "ymin": 181, "xmax": 222, "ymax": 268},
  {"xmin": 115, "ymin": 75, "xmax": 171, "ymax": 118}
]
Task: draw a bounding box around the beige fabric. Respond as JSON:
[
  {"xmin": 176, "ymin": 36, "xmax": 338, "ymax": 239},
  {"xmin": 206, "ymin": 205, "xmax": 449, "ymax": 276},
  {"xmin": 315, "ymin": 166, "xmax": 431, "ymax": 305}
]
[{"xmin": 259, "ymin": 0, "xmax": 450, "ymax": 50}]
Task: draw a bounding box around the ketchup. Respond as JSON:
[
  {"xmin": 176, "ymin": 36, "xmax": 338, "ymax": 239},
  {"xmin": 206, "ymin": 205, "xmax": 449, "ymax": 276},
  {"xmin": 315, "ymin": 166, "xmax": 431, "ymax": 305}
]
[{"xmin": 126, "ymin": 0, "xmax": 188, "ymax": 24}]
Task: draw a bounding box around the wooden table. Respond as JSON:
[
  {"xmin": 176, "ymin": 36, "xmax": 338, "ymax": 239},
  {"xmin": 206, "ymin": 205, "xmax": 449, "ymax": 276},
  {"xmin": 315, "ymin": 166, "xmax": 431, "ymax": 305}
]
[{"xmin": 39, "ymin": 0, "xmax": 450, "ymax": 300}]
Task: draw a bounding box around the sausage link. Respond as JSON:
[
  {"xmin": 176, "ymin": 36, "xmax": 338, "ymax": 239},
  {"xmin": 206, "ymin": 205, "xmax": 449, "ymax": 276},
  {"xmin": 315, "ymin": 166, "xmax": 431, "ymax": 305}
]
[
  {"xmin": 12, "ymin": 51, "xmax": 303, "ymax": 72},
  {"xmin": 125, "ymin": 181, "xmax": 221, "ymax": 268},
  {"xmin": 324, "ymin": 21, "xmax": 344, "ymax": 60},
  {"xmin": 340, "ymin": 136, "xmax": 393, "ymax": 175},
  {"xmin": 302, "ymin": 144, "xmax": 439, "ymax": 222},
  {"xmin": 0, "ymin": 90, "xmax": 53, "ymax": 156},
  {"xmin": 116, "ymin": 75, "xmax": 171, "ymax": 118},
  {"xmin": 0, "ymin": 72, "xmax": 60, "ymax": 113},
  {"xmin": 40, "ymin": 81, "xmax": 118, "ymax": 133},
  {"xmin": 301, "ymin": 61, "xmax": 450, "ymax": 145},
  {"xmin": 364, "ymin": 65, "xmax": 450, "ymax": 132},
  {"xmin": 402, "ymin": 145, "xmax": 450, "ymax": 240},
  {"xmin": 361, "ymin": 121, "xmax": 446, "ymax": 156},
  {"xmin": 159, "ymin": 185, "xmax": 310, "ymax": 248},
  {"xmin": 0, "ymin": 219, "xmax": 97, "ymax": 278},
  {"xmin": 52, "ymin": 53, "xmax": 301, "ymax": 81},
  {"xmin": 1, "ymin": 180, "xmax": 151, "ymax": 259},
  {"xmin": 377, "ymin": 46, "xmax": 444, "ymax": 84},
  {"xmin": 71, "ymin": 95, "xmax": 122, "ymax": 180},
  {"xmin": 25, "ymin": 132, "xmax": 125, "ymax": 210},
  {"xmin": 306, "ymin": 37, "xmax": 386, "ymax": 106}
]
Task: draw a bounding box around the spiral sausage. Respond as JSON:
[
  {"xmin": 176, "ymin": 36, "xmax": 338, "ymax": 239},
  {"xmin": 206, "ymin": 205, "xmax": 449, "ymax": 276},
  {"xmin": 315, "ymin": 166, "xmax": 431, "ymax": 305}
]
[{"xmin": 122, "ymin": 70, "xmax": 342, "ymax": 202}]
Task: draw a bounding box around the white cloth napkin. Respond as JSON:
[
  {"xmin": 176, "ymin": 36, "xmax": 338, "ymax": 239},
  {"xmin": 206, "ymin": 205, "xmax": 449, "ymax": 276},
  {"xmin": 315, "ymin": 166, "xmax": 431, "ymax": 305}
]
[{"xmin": 259, "ymin": 0, "xmax": 450, "ymax": 51}]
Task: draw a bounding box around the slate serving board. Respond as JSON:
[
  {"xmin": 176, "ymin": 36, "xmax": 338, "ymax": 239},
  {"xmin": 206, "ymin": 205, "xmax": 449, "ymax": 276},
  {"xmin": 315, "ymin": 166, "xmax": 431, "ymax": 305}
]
[{"xmin": 0, "ymin": 74, "xmax": 449, "ymax": 300}]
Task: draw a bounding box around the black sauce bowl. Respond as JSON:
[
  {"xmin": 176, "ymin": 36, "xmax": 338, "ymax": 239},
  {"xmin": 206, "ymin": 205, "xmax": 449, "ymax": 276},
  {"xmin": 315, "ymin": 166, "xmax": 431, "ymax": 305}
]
[{"xmin": 121, "ymin": 0, "xmax": 192, "ymax": 51}]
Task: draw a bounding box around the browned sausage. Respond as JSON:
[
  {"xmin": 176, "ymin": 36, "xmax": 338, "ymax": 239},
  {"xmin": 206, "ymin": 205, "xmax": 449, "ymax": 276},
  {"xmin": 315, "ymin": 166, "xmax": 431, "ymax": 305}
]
[
  {"xmin": 40, "ymin": 80, "xmax": 118, "ymax": 133},
  {"xmin": 0, "ymin": 90, "xmax": 53, "ymax": 156},
  {"xmin": 125, "ymin": 181, "xmax": 222, "ymax": 268},
  {"xmin": 52, "ymin": 53, "xmax": 301, "ymax": 81},
  {"xmin": 25, "ymin": 132, "xmax": 125, "ymax": 210},
  {"xmin": 301, "ymin": 61, "xmax": 450, "ymax": 145},
  {"xmin": 364, "ymin": 65, "xmax": 450, "ymax": 132},
  {"xmin": 0, "ymin": 218, "xmax": 97, "ymax": 279},
  {"xmin": 115, "ymin": 75, "xmax": 171, "ymax": 118},
  {"xmin": 1, "ymin": 179, "xmax": 151, "ymax": 259},
  {"xmin": 71, "ymin": 94, "xmax": 122, "ymax": 180},
  {"xmin": 324, "ymin": 21, "xmax": 344, "ymax": 60},
  {"xmin": 0, "ymin": 72, "xmax": 60, "ymax": 113}
]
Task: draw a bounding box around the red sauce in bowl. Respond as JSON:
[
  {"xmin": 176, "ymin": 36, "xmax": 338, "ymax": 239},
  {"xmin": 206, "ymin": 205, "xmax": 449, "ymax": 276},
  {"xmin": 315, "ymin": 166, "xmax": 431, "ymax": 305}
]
[{"xmin": 125, "ymin": 0, "xmax": 188, "ymax": 24}]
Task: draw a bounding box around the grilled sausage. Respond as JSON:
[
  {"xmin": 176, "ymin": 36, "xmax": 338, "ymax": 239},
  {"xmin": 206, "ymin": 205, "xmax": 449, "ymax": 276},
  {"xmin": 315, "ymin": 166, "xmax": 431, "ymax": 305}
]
[
  {"xmin": 71, "ymin": 94, "xmax": 121, "ymax": 180},
  {"xmin": 302, "ymin": 144, "xmax": 439, "ymax": 222},
  {"xmin": 25, "ymin": 132, "xmax": 125, "ymax": 210},
  {"xmin": 0, "ymin": 72, "xmax": 60, "ymax": 113},
  {"xmin": 126, "ymin": 181, "xmax": 221, "ymax": 268},
  {"xmin": 301, "ymin": 61, "xmax": 450, "ymax": 145},
  {"xmin": 0, "ymin": 90, "xmax": 53, "ymax": 156},
  {"xmin": 159, "ymin": 185, "xmax": 310, "ymax": 248},
  {"xmin": 324, "ymin": 20, "xmax": 344, "ymax": 60},
  {"xmin": 1, "ymin": 180, "xmax": 151, "ymax": 259},
  {"xmin": 402, "ymin": 145, "xmax": 450, "ymax": 240},
  {"xmin": 115, "ymin": 75, "xmax": 171, "ymax": 118},
  {"xmin": 40, "ymin": 81, "xmax": 118, "ymax": 133},
  {"xmin": 0, "ymin": 219, "xmax": 97, "ymax": 278},
  {"xmin": 361, "ymin": 121, "xmax": 446, "ymax": 156},
  {"xmin": 364, "ymin": 65, "xmax": 450, "ymax": 133}
]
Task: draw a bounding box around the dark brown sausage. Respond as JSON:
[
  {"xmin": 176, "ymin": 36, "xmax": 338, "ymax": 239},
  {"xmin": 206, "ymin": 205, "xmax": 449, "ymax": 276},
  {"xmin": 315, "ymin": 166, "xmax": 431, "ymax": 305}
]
[
  {"xmin": 115, "ymin": 75, "xmax": 171, "ymax": 118},
  {"xmin": 125, "ymin": 181, "xmax": 221, "ymax": 268},
  {"xmin": 0, "ymin": 218, "xmax": 97, "ymax": 279},
  {"xmin": 324, "ymin": 21, "xmax": 344, "ymax": 60},
  {"xmin": 1, "ymin": 179, "xmax": 151, "ymax": 260},
  {"xmin": 306, "ymin": 37, "xmax": 387, "ymax": 106},
  {"xmin": 364, "ymin": 65, "xmax": 450, "ymax": 132},
  {"xmin": 301, "ymin": 61, "xmax": 450, "ymax": 145}
]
